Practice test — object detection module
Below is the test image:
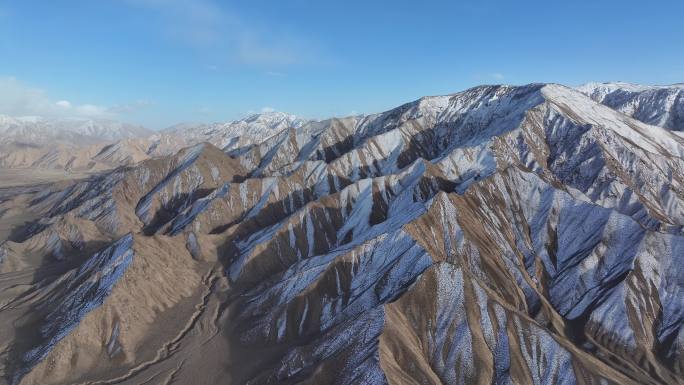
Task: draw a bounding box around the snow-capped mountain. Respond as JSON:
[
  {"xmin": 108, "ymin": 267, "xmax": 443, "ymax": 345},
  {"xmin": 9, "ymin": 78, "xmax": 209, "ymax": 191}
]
[
  {"xmin": 0, "ymin": 116, "xmax": 152, "ymax": 171},
  {"xmin": 0, "ymin": 115, "xmax": 152, "ymax": 145},
  {"xmin": 578, "ymin": 81, "xmax": 684, "ymax": 131},
  {"xmin": 1, "ymin": 83, "xmax": 683, "ymax": 385},
  {"xmin": 157, "ymin": 111, "xmax": 308, "ymax": 152}
]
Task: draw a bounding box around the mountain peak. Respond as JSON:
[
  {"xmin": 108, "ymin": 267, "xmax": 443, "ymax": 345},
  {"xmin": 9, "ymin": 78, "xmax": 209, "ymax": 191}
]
[
  {"xmin": 157, "ymin": 111, "xmax": 308, "ymax": 153},
  {"xmin": 243, "ymin": 109, "xmax": 299, "ymax": 121}
]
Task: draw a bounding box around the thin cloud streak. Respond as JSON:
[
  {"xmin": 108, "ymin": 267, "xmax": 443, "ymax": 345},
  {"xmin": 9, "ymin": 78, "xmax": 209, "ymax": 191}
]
[{"xmin": 125, "ymin": 0, "xmax": 323, "ymax": 66}]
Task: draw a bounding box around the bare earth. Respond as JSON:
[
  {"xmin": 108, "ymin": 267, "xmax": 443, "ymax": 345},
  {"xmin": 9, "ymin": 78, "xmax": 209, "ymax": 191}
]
[
  {"xmin": 0, "ymin": 169, "xmax": 88, "ymax": 239},
  {"xmin": 0, "ymin": 169, "xmax": 88, "ymax": 188}
]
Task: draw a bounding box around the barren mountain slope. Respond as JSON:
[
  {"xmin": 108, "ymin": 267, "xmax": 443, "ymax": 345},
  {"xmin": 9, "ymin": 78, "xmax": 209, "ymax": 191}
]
[{"xmin": 0, "ymin": 83, "xmax": 682, "ymax": 385}]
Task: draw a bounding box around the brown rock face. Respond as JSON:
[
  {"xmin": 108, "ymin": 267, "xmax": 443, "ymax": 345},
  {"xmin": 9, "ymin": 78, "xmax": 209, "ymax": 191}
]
[{"xmin": 0, "ymin": 84, "xmax": 683, "ymax": 385}]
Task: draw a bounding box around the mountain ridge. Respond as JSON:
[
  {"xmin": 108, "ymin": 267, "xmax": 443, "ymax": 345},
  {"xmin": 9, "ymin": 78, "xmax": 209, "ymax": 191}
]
[{"xmin": 2, "ymin": 81, "xmax": 684, "ymax": 171}]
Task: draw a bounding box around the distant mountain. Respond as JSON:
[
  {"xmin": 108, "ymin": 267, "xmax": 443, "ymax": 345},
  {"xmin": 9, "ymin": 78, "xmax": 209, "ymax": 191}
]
[
  {"xmin": 578, "ymin": 82, "xmax": 684, "ymax": 131},
  {"xmin": 0, "ymin": 112, "xmax": 307, "ymax": 171},
  {"xmin": 0, "ymin": 116, "xmax": 153, "ymax": 171},
  {"xmin": 0, "ymin": 115, "xmax": 152, "ymax": 145},
  {"xmin": 157, "ymin": 111, "xmax": 308, "ymax": 153},
  {"xmin": 1, "ymin": 83, "xmax": 683, "ymax": 385}
]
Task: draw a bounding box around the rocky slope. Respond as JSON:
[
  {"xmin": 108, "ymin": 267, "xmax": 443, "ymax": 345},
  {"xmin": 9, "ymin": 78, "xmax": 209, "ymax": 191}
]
[{"xmin": 0, "ymin": 83, "xmax": 682, "ymax": 385}]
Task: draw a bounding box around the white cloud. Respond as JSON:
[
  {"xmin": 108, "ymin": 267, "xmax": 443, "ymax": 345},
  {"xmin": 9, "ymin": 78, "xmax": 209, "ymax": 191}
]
[
  {"xmin": 0, "ymin": 77, "xmax": 150, "ymax": 119},
  {"xmin": 489, "ymin": 72, "xmax": 505, "ymax": 80},
  {"xmin": 260, "ymin": 106, "xmax": 275, "ymax": 113},
  {"xmin": 0, "ymin": 77, "xmax": 54, "ymax": 117},
  {"xmin": 55, "ymin": 100, "xmax": 72, "ymax": 109}
]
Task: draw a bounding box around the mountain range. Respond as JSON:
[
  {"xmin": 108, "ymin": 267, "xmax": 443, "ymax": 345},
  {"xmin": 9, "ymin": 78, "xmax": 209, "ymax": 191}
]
[
  {"xmin": 0, "ymin": 111, "xmax": 307, "ymax": 172},
  {"xmin": 578, "ymin": 82, "xmax": 684, "ymax": 131},
  {"xmin": 0, "ymin": 82, "xmax": 683, "ymax": 385}
]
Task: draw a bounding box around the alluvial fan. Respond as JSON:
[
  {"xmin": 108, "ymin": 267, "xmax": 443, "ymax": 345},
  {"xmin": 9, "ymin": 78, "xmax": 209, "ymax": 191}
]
[{"xmin": 0, "ymin": 83, "xmax": 683, "ymax": 385}]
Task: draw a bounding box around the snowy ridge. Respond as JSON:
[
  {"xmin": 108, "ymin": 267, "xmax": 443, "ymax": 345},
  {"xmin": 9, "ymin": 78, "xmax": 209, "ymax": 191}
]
[
  {"xmin": 577, "ymin": 81, "xmax": 684, "ymax": 94},
  {"xmin": 577, "ymin": 81, "xmax": 684, "ymax": 131},
  {"xmin": 13, "ymin": 234, "xmax": 134, "ymax": 384}
]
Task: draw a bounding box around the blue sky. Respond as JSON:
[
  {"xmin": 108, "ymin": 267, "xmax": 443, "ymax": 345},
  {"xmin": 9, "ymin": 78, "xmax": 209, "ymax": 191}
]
[{"xmin": 0, "ymin": 0, "xmax": 682, "ymax": 128}]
